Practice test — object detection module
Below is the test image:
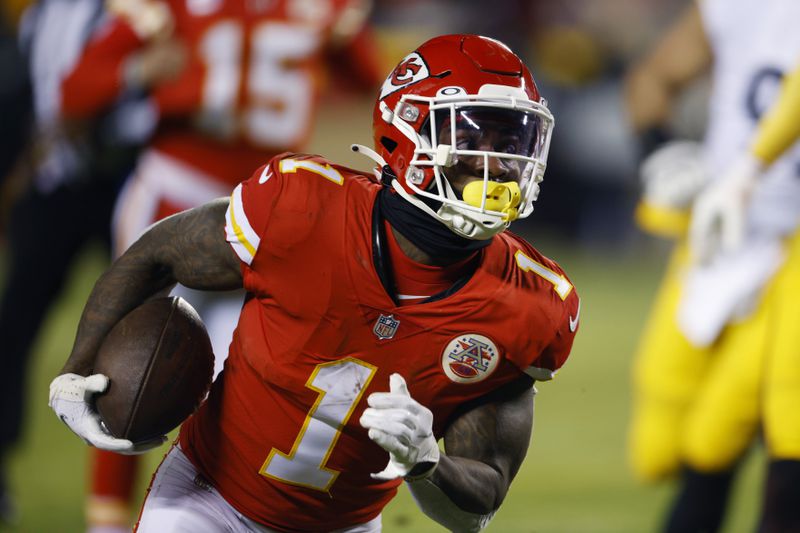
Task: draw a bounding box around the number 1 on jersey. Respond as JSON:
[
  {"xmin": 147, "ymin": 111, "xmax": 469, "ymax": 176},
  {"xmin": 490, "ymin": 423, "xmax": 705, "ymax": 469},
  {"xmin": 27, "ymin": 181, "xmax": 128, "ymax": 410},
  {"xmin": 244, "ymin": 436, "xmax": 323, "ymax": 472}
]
[
  {"xmin": 260, "ymin": 359, "xmax": 377, "ymax": 491},
  {"xmin": 515, "ymin": 250, "xmax": 573, "ymax": 300}
]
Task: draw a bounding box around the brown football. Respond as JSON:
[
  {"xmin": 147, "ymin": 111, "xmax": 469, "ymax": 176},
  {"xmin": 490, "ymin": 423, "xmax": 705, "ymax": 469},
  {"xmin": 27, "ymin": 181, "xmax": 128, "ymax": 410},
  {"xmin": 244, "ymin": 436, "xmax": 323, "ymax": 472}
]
[{"xmin": 94, "ymin": 296, "xmax": 214, "ymax": 443}]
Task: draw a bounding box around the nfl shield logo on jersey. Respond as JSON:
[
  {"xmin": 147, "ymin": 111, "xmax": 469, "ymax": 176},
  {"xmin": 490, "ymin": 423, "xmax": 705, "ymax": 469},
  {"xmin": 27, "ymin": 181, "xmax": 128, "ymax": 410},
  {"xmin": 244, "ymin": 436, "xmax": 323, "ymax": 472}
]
[
  {"xmin": 373, "ymin": 314, "xmax": 400, "ymax": 340},
  {"xmin": 442, "ymin": 334, "xmax": 500, "ymax": 383}
]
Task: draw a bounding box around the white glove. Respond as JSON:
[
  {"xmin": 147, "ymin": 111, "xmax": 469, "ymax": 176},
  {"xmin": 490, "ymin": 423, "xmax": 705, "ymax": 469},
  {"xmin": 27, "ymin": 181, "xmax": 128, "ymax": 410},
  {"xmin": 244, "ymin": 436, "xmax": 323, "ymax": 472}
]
[
  {"xmin": 49, "ymin": 373, "xmax": 166, "ymax": 455},
  {"xmin": 640, "ymin": 140, "xmax": 708, "ymax": 209},
  {"xmin": 359, "ymin": 373, "xmax": 440, "ymax": 481},
  {"xmin": 689, "ymin": 153, "xmax": 763, "ymax": 264}
]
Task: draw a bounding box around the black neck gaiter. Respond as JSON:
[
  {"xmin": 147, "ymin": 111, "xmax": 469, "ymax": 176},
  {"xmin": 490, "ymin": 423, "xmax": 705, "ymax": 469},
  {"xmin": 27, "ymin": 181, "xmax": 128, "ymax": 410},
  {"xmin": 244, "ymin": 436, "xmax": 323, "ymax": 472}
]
[{"xmin": 378, "ymin": 187, "xmax": 493, "ymax": 261}]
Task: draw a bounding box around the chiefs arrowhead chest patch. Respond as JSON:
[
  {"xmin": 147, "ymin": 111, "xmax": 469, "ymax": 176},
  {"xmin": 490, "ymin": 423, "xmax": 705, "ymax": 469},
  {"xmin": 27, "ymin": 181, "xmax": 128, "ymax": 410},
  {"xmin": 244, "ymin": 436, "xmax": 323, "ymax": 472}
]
[{"xmin": 442, "ymin": 334, "xmax": 500, "ymax": 384}]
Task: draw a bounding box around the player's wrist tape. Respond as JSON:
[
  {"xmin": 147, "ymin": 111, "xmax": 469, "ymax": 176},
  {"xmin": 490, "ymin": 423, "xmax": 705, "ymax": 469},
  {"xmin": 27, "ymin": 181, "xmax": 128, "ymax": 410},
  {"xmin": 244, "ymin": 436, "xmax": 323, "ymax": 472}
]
[
  {"xmin": 405, "ymin": 477, "xmax": 495, "ymax": 533},
  {"xmin": 403, "ymin": 460, "xmax": 439, "ymax": 482}
]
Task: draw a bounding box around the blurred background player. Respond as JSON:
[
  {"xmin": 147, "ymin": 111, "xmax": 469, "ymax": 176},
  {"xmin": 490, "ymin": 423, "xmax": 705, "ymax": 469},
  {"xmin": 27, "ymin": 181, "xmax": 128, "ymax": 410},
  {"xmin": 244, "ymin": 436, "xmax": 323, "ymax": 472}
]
[
  {"xmin": 59, "ymin": 0, "xmax": 383, "ymax": 529},
  {"xmin": 0, "ymin": 9, "xmax": 30, "ymax": 201},
  {"xmin": 0, "ymin": 4, "xmax": 30, "ymax": 524},
  {"xmin": 0, "ymin": 0, "xmax": 164, "ymax": 522},
  {"xmin": 685, "ymin": 57, "xmax": 800, "ymax": 533},
  {"xmin": 625, "ymin": 1, "xmax": 800, "ymax": 531}
]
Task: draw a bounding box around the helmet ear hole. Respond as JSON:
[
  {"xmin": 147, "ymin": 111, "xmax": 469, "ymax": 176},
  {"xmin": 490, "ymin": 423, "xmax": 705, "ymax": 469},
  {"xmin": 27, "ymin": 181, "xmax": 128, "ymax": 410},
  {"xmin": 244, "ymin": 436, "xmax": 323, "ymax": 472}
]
[
  {"xmin": 396, "ymin": 155, "xmax": 407, "ymax": 172},
  {"xmin": 380, "ymin": 136, "xmax": 398, "ymax": 153}
]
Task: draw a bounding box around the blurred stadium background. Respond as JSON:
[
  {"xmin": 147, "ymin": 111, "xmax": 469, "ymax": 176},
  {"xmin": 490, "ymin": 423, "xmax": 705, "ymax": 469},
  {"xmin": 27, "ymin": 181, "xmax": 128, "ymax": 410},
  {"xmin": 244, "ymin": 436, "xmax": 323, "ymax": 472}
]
[{"xmin": 0, "ymin": 0, "xmax": 767, "ymax": 531}]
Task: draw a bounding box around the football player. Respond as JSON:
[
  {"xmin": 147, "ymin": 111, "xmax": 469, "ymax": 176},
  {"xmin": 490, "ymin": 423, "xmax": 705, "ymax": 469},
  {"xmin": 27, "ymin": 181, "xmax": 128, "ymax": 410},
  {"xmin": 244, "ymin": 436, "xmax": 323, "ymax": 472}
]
[
  {"xmin": 0, "ymin": 0, "xmax": 164, "ymax": 524},
  {"xmin": 49, "ymin": 34, "xmax": 580, "ymax": 532},
  {"xmin": 58, "ymin": 0, "xmax": 383, "ymax": 529},
  {"xmin": 625, "ymin": 1, "xmax": 800, "ymax": 531}
]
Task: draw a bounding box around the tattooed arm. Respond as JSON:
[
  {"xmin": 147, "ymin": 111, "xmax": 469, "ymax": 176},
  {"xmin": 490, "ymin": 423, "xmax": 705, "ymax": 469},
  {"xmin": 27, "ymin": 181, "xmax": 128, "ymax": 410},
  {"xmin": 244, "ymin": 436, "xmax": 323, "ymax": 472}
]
[
  {"xmin": 406, "ymin": 377, "xmax": 535, "ymax": 532},
  {"xmin": 60, "ymin": 198, "xmax": 241, "ymax": 376}
]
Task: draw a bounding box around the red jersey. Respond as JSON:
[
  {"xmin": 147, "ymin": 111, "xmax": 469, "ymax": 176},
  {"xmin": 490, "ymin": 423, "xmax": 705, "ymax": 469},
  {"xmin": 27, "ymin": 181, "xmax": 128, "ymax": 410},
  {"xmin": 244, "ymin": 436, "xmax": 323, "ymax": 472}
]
[
  {"xmin": 60, "ymin": 0, "xmax": 381, "ymax": 186},
  {"xmin": 179, "ymin": 154, "xmax": 580, "ymax": 531}
]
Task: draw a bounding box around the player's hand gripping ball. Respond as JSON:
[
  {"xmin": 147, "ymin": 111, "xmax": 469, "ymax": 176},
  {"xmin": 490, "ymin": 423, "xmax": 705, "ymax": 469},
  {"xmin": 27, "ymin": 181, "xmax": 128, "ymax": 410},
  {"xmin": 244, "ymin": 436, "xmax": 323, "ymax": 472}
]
[
  {"xmin": 93, "ymin": 296, "xmax": 214, "ymax": 443},
  {"xmin": 49, "ymin": 373, "xmax": 162, "ymax": 454}
]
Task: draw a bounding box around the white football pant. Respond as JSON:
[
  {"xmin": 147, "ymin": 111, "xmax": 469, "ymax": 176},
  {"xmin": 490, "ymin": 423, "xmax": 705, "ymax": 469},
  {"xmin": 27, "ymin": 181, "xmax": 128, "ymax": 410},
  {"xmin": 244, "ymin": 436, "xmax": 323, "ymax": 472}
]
[{"xmin": 137, "ymin": 446, "xmax": 383, "ymax": 532}]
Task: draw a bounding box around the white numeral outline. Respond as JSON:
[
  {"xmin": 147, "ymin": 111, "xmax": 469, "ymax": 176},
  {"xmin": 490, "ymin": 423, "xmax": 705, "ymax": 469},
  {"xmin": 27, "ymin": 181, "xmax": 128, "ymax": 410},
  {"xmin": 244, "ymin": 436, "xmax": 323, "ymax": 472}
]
[
  {"xmin": 279, "ymin": 158, "xmax": 344, "ymax": 185},
  {"xmin": 514, "ymin": 250, "xmax": 573, "ymax": 300},
  {"xmin": 260, "ymin": 358, "xmax": 377, "ymax": 491}
]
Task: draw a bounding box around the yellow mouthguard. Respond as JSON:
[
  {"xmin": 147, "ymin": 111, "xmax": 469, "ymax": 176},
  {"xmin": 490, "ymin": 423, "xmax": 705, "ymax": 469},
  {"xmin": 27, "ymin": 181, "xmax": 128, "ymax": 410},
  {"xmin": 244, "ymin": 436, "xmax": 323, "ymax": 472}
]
[{"xmin": 462, "ymin": 180, "xmax": 522, "ymax": 221}]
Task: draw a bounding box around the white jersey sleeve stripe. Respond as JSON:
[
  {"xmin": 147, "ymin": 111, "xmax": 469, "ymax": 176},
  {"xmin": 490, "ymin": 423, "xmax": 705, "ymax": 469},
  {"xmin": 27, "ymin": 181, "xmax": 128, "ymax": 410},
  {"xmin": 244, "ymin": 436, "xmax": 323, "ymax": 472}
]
[{"xmin": 225, "ymin": 184, "xmax": 261, "ymax": 265}]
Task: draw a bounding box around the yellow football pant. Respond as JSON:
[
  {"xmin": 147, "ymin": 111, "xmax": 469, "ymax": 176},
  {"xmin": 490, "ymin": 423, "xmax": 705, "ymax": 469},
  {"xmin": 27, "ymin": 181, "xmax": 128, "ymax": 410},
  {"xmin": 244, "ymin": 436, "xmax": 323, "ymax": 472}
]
[{"xmin": 629, "ymin": 231, "xmax": 800, "ymax": 482}]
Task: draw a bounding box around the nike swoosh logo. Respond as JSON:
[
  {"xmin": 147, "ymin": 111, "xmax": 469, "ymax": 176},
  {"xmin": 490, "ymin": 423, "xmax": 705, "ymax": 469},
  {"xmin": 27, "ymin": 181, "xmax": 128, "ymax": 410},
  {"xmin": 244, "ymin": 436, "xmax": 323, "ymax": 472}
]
[{"xmin": 569, "ymin": 299, "xmax": 581, "ymax": 332}]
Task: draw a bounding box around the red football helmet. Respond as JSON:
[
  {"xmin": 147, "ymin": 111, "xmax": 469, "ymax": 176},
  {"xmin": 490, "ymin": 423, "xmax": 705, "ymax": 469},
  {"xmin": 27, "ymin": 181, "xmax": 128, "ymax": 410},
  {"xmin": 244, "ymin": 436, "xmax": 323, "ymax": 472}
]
[{"xmin": 360, "ymin": 34, "xmax": 554, "ymax": 239}]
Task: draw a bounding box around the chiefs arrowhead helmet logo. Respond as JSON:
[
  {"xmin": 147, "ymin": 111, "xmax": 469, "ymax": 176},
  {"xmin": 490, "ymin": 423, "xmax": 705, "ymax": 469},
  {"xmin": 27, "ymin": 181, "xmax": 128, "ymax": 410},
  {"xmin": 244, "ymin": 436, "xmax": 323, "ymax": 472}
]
[
  {"xmin": 391, "ymin": 57, "xmax": 422, "ymax": 85},
  {"xmin": 379, "ymin": 52, "xmax": 430, "ymax": 100}
]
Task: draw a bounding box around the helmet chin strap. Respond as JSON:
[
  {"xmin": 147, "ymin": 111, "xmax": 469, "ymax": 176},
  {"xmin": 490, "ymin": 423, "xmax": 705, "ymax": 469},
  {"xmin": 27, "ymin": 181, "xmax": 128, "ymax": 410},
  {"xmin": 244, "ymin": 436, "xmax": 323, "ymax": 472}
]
[
  {"xmin": 355, "ymin": 105, "xmax": 512, "ymax": 241},
  {"xmin": 352, "ymin": 140, "xmax": 510, "ymax": 239},
  {"xmin": 379, "ymin": 187, "xmax": 493, "ymax": 260},
  {"xmin": 391, "ymin": 179, "xmax": 508, "ymax": 240},
  {"xmin": 351, "ymin": 141, "xmax": 451, "ymax": 229}
]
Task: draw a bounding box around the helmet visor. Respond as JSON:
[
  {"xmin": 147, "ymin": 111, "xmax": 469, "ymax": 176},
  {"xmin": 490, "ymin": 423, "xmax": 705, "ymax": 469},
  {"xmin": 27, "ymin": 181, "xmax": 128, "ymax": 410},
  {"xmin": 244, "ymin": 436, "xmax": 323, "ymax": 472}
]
[
  {"xmin": 423, "ymin": 106, "xmax": 550, "ymax": 210},
  {"xmin": 436, "ymin": 107, "xmax": 545, "ymax": 158}
]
